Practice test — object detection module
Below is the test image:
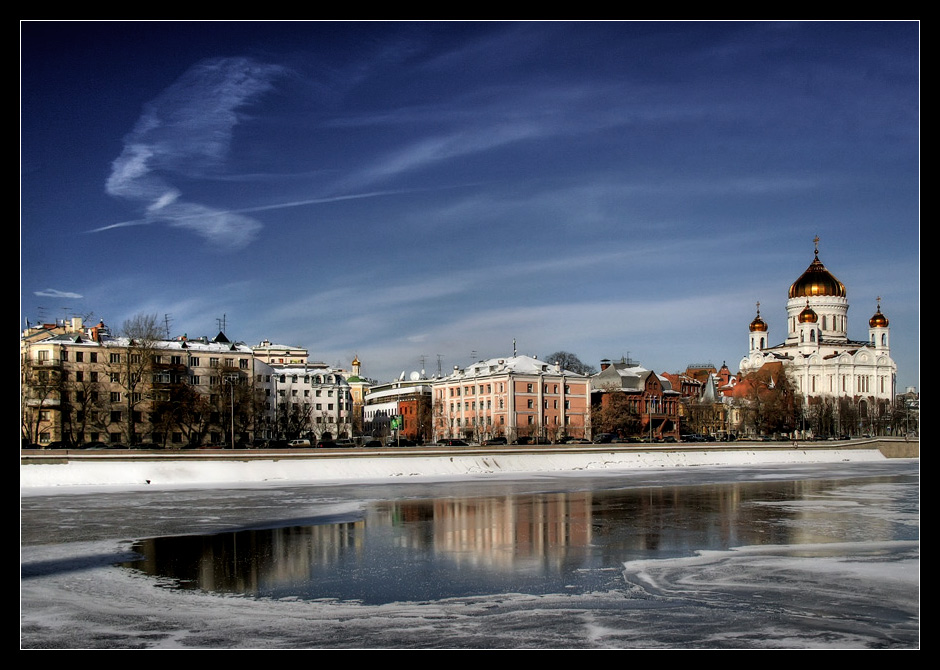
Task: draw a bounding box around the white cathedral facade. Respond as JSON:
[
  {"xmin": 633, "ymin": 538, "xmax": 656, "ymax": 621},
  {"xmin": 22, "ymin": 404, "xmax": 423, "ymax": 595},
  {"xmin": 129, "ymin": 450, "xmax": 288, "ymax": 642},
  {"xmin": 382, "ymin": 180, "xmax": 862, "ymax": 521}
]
[{"xmin": 739, "ymin": 239, "xmax": 896, "ymax": 409}]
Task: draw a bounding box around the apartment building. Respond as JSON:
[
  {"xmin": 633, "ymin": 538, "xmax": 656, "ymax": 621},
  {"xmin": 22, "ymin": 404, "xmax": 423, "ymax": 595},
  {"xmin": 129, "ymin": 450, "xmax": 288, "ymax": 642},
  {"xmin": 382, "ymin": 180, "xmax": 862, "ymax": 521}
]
[
  {"xmin": 21, "ymin": 318, "xmax": 257, "ymax": 448},
  {"xmin": 431, "ymin": 355, "xmax": 590, "ymax": 444}
]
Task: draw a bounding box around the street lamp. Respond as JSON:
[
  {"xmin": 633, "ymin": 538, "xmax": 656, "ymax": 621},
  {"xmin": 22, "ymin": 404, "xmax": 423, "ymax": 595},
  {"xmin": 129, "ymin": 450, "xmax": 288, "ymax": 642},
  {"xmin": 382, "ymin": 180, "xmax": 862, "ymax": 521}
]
[{"xmin": 223, "ymin": 373, "xmax": 239, "ymax": 449}]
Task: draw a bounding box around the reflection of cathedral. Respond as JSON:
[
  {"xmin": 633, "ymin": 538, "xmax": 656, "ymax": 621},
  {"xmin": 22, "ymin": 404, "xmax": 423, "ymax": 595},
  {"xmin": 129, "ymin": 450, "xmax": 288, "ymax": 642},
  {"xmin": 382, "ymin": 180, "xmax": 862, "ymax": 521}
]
[{"xmin": 739, "ymin": 238, "xmax": 896, "ymax": 407}]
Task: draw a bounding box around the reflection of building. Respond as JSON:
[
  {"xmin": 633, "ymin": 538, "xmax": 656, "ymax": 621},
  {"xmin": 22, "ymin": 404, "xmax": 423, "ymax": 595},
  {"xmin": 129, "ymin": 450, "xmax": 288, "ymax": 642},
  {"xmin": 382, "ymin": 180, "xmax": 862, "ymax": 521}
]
[
  {"xmin": 591, "ymin": 358, "xmax": 681, "ymax": 439},
  {"xmin": 737, "ymin": 238, "xmax": 897, "ymax": 434},
  {"xmin": 431, "ymin": 355, "xmax": 590, "ymax": 443}
]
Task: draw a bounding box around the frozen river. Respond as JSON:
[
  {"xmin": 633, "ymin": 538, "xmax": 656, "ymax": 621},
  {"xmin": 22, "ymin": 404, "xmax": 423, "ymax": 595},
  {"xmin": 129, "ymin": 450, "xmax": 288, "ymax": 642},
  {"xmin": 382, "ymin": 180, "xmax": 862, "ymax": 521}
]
[{"xmin": 21, "ymin": 460, "xmax": 919, "ymax": 649}]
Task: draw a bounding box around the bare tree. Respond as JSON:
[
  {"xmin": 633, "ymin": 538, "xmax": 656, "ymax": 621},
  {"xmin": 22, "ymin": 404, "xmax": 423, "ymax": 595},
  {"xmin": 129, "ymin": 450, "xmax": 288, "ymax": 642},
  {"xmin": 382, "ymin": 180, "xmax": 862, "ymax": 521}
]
[
  {"xmin": 591, "ymin": 384, "xmax": 641, "ymax": 438},
  {"xmin": 545, "ymin": 351, "xmax": 597, "ymax": 375},
  {"xmin": 117, "ymin": 314, "xmax": 162, "ymax": 445}
]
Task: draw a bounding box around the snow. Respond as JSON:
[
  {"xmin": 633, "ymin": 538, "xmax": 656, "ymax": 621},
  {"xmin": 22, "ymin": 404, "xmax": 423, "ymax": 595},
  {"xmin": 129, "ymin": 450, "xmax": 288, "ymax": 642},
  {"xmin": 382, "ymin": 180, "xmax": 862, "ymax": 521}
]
[{"xmin": 21, "ymin": 447, "xmax": 890, "ymax": 490}]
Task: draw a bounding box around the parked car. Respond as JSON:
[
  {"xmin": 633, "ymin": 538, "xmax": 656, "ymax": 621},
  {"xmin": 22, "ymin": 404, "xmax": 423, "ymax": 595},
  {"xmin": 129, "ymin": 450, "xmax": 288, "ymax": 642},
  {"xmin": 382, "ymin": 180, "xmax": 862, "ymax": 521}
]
[
  {"xmin": 386, "ymin": 438, "xmax": 416, "ymax": 447},
  {"xmin": 315, "ymin": 440, "xmax": 336, "ymax": 449},
  {"xmin": 288, "ymin": 439, "xmax": 311, "ymax": 448},
  {"xmin": 438, "ymin": 439, "xmax": 469, "ymax": 446},
  {"xmin": 363, "ymin": 440, "xmax": 383, "ymax": 448},
  {"xmin": 483, "ymin": 437, "xmax": 507, "ymax": 445},
  {"xmin": 593, "ymin": 433, "xmax": 616, "ymax": 444},
  {"xmin": 334, "ymin": 438, "xmax": 356, "ymax": 448}
]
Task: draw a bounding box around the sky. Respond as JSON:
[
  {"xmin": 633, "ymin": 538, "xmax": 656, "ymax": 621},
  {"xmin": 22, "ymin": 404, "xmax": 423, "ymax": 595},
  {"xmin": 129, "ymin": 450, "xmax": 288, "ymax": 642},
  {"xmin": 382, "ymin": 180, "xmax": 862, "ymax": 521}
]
[{"xmin": 20, "ymin": 21, "xmax": 919, "ymax": 389}]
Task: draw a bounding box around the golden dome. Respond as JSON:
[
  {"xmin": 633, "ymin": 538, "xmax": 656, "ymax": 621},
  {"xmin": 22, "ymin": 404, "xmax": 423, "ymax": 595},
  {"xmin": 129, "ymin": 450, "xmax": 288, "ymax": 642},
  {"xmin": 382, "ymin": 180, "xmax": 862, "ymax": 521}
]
[
  {"xmin": 869, "ymin": 298, "xmax": 889, "ymax": 328},
  {"xmin": 798, "ymin": 300, "xmax": 818, "ymax": 324},
  {"xmin": 789, "ymin": 240, "xmax": 845, "ymax": 299},
  {"xmin": 749, "ymin": 303, "xmax": 768, "ymax": 332}
]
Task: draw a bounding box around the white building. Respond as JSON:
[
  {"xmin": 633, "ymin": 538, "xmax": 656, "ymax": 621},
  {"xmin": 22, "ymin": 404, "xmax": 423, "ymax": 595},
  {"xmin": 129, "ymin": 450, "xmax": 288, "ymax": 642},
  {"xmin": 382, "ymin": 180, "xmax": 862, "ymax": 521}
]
[
  {"xmin": 739, "ymin": 238, "xmax": 896, "ymax": 419},
  {"xmin": 258, "ymin": 362, "xmax": 353, "ymax": 440}
]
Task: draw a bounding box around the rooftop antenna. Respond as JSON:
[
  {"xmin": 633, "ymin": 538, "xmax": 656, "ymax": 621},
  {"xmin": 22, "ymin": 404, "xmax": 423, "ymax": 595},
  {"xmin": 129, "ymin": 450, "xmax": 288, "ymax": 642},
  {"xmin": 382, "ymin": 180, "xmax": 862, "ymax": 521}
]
[
  {"xmin": 436, "ymin": 354, "xmax": 443, "ymax": 377},
  {"xmin": 216, "ymin": 314, "xmax": 227, "ymax": 334},
  {"xmin": 163, "ymin": 314, "xmax": 173, "ymax": 339},
  {"xmin": 513, "ymin": 338, "xmax": 517, "ymax": 357}
]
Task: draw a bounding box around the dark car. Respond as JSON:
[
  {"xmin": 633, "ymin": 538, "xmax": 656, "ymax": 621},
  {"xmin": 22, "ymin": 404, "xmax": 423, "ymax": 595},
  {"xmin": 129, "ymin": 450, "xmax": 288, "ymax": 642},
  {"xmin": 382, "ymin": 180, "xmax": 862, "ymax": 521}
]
[
  {"xmin": 363, "ymin": 440, "xmax": 383, "ymax": 448},
  {"xmin": 316, "ymin": 440, "xmax": 337, "ymax": 449},
  {"xmin": 593, "ymin": 433, "xmax": 616, "ymax": 444},
  {"xmin": 484, "ymin": 437, "xmax": 507, "ymax": 445},
  {"xmin": 387, "ymin": 438, "xmax": 416, "ymax": 447},
  {"xmin": 439, "ymin": 439, "xmax": 469, "ymax": 446},
  {"xmin": 81, "ymin": 441, "xmax": 112, "ymax": 450}
]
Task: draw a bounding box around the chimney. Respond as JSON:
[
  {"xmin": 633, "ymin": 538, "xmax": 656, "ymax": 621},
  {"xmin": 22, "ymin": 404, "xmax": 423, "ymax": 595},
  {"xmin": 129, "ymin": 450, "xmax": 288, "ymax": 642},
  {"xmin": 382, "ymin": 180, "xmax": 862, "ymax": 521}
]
[{"xmin": 600, "ymin": 359, "xmax": 611, "ymax": 371}]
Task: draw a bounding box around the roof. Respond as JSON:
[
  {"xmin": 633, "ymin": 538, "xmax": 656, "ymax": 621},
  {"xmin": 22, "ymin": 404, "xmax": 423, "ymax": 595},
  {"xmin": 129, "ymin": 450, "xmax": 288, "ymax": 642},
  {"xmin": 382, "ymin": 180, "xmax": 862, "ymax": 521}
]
[{"xmin": 444, "ymin": 355, "xmax": 586, "ymax": 380}]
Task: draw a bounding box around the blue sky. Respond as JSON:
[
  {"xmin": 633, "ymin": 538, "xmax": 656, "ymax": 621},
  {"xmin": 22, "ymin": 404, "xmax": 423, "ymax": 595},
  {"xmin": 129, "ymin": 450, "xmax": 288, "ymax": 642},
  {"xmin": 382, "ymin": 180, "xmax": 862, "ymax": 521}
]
[{"xmin": 21, "ymin": 21, "xmax": 919, "ymax": 389}]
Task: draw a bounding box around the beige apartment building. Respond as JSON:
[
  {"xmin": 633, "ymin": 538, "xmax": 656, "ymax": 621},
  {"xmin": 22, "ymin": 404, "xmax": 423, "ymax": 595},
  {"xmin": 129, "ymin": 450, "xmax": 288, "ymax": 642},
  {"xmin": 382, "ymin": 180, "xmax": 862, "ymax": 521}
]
[{"xmin": 22, "ymin": 318, "xmax": 257, "ymax": 448}]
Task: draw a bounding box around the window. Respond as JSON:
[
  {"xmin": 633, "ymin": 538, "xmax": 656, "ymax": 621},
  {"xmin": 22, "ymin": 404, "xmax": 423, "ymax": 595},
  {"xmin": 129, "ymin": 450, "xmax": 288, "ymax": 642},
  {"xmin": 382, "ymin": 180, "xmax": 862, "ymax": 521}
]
[
  {"xmin": 191, "ymin": 376, "xmax": 200, "ymax": 385},
  {"xmin": 90, "ymin": 371, "xmax": 98, "ymax": 383},
  {"xmin": 110, "ymin": 392, "xmax": 121, "ymax": 402},
  {"xmin": 110, "ymin": 411, "xmax": 122, "ymax": 422},
  {"xmin": 188, "ymin": 357, "xmax": 200, "ymax": 367},
  {"xmin": 171, "ymin": 356, "xmax": 181, "ymax": 365},
  {"xmin": 90, "ymin": 353, "xmax": 98, "ymax": 363},
  {"xmin": 76, "ymin": 352, "xmax": 84, "ymax": 362},
  {"xmin": 527, "ymin": 384, "xmax": 533, "ymax": 393},
  {"xmin": 130, "ymin": 354, "xmax": 141, "ymax": 364},
  {"xmin": 76, "ymin": 371, "xmax": 84, "ymax": 382},
  {"xmin": 110, "ymin": 353, "xmax": 121, "ymax": 363},
  {"xmin": 210, "ymin": 358, "xmax": 220, "ymax": 368},
  {"xmin": 527, "ymin": 399, "xmax": 534, "ymax": 409},
  {"xmin": 110, "ymin": 372, "xmax": 120, "ymax": 382},
  {"xmin": 239, "ymin": 359, "xmax": 249, "ymax": 370}
]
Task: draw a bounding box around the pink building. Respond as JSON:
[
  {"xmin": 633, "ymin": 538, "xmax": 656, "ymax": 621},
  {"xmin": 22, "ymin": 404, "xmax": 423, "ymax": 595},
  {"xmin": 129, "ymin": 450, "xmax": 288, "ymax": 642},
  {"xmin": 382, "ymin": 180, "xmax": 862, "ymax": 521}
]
[{"xmin": 431, "ymin": 355, "xmax": 591, "ymax": 444}]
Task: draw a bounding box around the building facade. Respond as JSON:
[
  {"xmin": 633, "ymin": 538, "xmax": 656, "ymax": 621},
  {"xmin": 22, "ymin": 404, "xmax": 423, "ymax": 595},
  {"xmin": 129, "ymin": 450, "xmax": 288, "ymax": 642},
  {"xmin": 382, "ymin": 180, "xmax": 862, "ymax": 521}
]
[
  {"xmin": 431, "ymin": 355, "xmax": 590, "ymax": 443},
  {"xmin": 363, "ymin": 376, "xmax": 433, "ymax": 442},
  {"xmin": 256, "ymin": 362, "xmax": 353, "ymax": 441},
  {"xmin": 591, "ymin": 359, "xmax": 681, "ymax": 440},
  {"xmin": 22, "ymin": 318, "xmax": 259, "ymax": 448}
]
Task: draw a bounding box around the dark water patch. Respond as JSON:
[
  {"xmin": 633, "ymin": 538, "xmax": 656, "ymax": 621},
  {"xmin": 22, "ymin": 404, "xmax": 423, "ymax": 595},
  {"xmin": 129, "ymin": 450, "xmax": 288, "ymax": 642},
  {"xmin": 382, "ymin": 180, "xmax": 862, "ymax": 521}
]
[{"xmin": 120, "ymin": 474, "xmax": 917, "ymax": 605}]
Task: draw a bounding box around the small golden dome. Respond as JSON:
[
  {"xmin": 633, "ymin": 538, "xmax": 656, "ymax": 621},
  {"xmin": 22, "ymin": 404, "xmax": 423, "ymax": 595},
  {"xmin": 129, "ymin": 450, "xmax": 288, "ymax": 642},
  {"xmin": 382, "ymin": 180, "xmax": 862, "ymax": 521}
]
[
  {"xmin": 798, "ymin": 300, "xmax": 818, "ymax": 324},
  {"xmin": 869, "ymin": 298, "xmax": 889, "ymax": 328},
  {"xmin": 749, "ymin": 303, "xmax": 768, "ymax": 332}
]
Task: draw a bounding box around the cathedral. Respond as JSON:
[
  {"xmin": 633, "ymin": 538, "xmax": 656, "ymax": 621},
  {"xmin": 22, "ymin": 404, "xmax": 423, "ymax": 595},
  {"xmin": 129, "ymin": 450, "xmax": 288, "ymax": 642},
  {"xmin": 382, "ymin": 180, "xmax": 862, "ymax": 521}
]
[{"xmin": 739, "ymin": 238, "xmax": 896, "ymax": 412}]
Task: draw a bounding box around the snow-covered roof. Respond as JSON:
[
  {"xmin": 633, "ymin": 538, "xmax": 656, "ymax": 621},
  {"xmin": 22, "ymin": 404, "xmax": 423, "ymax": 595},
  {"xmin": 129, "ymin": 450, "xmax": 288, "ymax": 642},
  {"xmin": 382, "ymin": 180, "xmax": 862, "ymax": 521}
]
[{"xmin": 444, "ymin": 355, "xmax": 586, "ymax": 380}]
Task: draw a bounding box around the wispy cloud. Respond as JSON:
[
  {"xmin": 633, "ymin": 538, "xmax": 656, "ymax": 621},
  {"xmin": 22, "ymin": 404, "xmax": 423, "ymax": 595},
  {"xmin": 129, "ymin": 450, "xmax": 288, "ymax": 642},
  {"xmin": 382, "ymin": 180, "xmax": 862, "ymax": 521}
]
[
  {"xmin": 34, "ymin": 288, "xmax": 83, "ymax": 299},
  {"xmin": 104, "ymin": 57, "xmax": 285, "ymax": 250}
]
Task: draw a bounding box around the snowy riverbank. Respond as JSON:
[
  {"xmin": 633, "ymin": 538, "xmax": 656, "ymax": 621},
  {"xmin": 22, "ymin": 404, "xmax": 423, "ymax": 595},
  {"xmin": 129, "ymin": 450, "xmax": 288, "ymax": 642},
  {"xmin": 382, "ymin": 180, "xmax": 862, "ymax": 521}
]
[{"xmin": 21, "ymin": 445, "xmax": 898, "ymax": 490}]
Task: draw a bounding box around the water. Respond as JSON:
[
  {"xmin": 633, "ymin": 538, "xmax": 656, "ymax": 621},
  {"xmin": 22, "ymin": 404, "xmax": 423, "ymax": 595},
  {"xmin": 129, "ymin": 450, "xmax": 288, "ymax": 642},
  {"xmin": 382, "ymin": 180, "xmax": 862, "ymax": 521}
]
[
  {"xmin": 22, "ymin": 461, "xmax": 920, "ymax": 648},
  {"xmin": 122, "ymin": 471, "xmax": 917, "ymax": 603}
]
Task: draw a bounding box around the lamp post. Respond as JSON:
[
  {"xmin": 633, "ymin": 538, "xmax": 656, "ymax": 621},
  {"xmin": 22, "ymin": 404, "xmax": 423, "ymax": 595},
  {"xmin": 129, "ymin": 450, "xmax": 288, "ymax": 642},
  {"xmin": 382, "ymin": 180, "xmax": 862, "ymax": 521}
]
[{"xmin": 224, "ymin": 373, "xmax": 239, "ymax": 449}]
